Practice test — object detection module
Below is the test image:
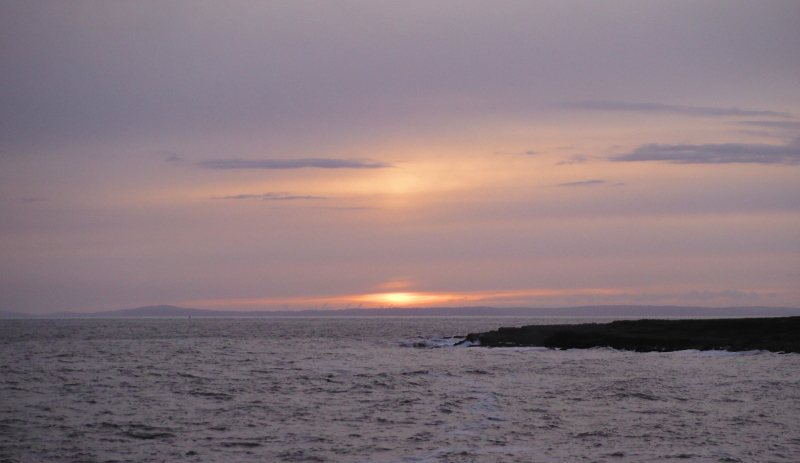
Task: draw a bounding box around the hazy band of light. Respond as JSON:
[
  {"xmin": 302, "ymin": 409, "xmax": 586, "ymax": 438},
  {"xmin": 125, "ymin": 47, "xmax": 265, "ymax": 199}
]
[
  {"xmin": 197, "ymin": 158, "xmax": 391, "ymax": 170},
  {"xmin": 178, "ymin": 288, "xmax": 646, "ymax": 310}
]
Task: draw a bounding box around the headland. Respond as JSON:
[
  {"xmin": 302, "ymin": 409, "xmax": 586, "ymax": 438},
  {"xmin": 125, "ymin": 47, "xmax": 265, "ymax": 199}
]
[{"xmin": 459, "ymin": 317, "xmax": 800, "ymax": 353}]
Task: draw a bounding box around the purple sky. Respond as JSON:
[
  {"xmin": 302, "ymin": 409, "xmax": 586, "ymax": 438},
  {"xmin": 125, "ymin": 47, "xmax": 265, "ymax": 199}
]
[{"xmin": 1, "ymin": 1, "xmax": 799, "ymax": 313}]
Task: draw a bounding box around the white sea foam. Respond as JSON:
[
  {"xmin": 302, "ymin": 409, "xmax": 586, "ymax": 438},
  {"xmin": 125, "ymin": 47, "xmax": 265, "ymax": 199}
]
[
  {"xmin": 400, "ymin": 334, "xmax": 466, "ymax": 348},
  {"xmin": 662, "ymin": 349, "xmax": 772, "ymax": 356}
]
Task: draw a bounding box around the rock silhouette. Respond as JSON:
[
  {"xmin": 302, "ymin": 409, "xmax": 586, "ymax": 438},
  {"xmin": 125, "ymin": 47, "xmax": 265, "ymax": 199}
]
[{"xmin": 460, "ymin": 317, "xmax": 800, "ymax": 353}]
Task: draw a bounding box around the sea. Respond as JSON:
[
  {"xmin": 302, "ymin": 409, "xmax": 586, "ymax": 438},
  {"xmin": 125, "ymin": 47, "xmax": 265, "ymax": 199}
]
[{"xmin": 1, "ymin": 317, "xmax": 798, "ymax": 463}]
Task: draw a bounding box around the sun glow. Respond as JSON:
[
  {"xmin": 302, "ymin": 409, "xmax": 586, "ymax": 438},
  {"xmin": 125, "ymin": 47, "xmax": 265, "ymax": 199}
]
[
  {"xmin": 357, "ymin": 292, "xmax": 454, "ymax": 307},
  {"xmin": 180, "ymin": 285, "xmax": 779, "ymax": 312}
]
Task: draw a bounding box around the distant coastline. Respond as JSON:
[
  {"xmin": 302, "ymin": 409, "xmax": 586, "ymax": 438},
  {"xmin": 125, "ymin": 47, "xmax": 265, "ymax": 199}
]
[{"xmin": 2, "ymin": 304, "xmax": 800, "ymax": 319}]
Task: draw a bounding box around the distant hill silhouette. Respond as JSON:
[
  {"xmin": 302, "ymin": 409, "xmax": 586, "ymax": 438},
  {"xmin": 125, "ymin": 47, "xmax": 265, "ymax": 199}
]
[
  {"xmin": 14, "ymin": 304, "xmax": 800, "ymax": 318},
  {"xmin": 44, "ymin": 305, "xmax": 232, "ymax": 318},
  {"xmin": 0, "ymin": 310, "xmax": 36, "ymax": 319}
]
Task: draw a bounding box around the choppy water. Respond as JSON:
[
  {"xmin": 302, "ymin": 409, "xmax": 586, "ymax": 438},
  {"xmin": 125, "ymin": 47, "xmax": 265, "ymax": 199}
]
[{"xmin": 1, "ymin": 317, "xmax": 799, "ymax": 463}]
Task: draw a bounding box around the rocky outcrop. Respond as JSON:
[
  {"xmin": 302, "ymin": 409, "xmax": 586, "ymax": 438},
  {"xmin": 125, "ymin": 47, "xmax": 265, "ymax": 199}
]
[{"xmin": 459, "ymin": 317, "xmax": 800, "ymax": 353}]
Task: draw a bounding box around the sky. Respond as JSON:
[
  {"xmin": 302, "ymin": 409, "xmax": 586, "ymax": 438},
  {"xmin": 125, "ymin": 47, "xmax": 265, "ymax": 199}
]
[{"xmin": 1, "ymin": 1, "xmax": 799, "ymax": 314}]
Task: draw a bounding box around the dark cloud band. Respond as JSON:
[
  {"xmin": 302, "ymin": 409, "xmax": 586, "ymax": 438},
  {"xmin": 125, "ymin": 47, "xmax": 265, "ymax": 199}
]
[
  {"xmin": 555, "ymin": 155, "xmax": 588, "ymax": 166},
  {"xmin": 613, "ymin": 138, "xmax": 800, "ymax": 165},
  {"xmin": 212, "ymin": 193, "xmax": 327, "ymax": 201},
  {"xmin": 563, "ymin": 101, "xmax": 793, "ymax": 118},
  {"xmin": 197, "ymin": 158, "xmax": 390, "ymax": 170},
  {"xmin": 736, "ymin": 121, "xmax": 800, "ymax": 130},
  {"xmin": 558, "ymin": 180, "xmax": 605, "ymax": 187}
]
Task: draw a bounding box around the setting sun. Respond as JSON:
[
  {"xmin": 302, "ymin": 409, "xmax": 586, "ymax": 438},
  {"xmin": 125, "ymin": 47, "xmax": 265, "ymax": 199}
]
[{"xmin": 355, "ymin": 292, "xmax": 454, "ymax": 307}]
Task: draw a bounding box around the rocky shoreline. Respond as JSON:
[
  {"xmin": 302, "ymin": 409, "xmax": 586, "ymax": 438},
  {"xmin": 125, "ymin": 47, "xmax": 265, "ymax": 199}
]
[{"xmin": 459, "ymin": 317, "xmax": 800, "ymax": 353}]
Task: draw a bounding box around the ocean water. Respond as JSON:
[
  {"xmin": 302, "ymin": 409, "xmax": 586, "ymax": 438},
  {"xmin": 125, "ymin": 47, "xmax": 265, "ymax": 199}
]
[{"xmin": 1, "ymin": 317, "xmax": 799, "ymax": 463}]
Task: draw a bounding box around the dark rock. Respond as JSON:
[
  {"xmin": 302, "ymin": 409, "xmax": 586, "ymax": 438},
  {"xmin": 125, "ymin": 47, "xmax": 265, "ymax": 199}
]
[{"xmin": 459, "ymin": 317, "xmax": 800, "ymax": 353}]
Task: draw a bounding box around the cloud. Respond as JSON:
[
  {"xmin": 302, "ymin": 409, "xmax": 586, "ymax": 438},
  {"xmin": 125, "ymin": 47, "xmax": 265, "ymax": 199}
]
[
  {"xmin": 197, "ymin": 158, "xmax": 390, "ymax": 170},
  {"xmin": 735, "ymin": 120, "xmax": 800, "ymax": 130},
  {"xmin": 555, "ymin": 154, "xmax": 588, "ymax": 165},
  {"xmin": 735, "ymin": 130, "xmax": 788, "ymax": 139},
  {"xmin": 612, "ymin": 138, "xmax": 800, "ymax": 165},
  {"xmin": 493, "ymin": 150, "xmax": 539, "ymax": 156},
  {"xmin": 680, "ymin": 290, "xmax": 761, "ymax": 302},
  {"xmin": 157, "ymin": 151, "xmax": 184, "ymax": 163},
  {"xmin": 562, "ymin": 101, "xmax": 793, "ymax": 118},
  {"xmin": 212, "ymin": 193, "xmax": 327, "ymax": 201},
  {"xmin": 557, "ymin": 179, "xmax": 605, "ymax": 187}
]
